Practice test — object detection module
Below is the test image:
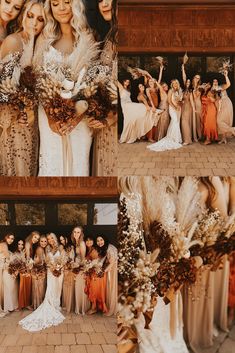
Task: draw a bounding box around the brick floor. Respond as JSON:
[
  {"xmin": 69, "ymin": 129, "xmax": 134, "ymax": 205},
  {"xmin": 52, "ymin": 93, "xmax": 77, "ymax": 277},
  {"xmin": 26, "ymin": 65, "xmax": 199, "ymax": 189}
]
[
  {"xmin": 118, "ymin": 139, "xmax": 235, "ymax": 176},
  {"xmin": 0, "ymin": 311, "xmax": 117, "ymax": 353}
]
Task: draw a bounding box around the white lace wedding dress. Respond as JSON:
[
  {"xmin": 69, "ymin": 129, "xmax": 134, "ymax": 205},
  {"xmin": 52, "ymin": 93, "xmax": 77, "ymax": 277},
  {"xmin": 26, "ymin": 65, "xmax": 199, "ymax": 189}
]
[
  {"xmin": 147, "ymin": 103, "xmax": 182, "ymax": 152},
  {"xmin": 135, "ymin": 295, "xmax": 188, "ymax": 353},
  {"xmin": 19, "ymin": 250, "xmax": 64, "ymax": 332},
  {"xmin": 38, "ymin": 46, "xmax": 93, "ymax": 176}
]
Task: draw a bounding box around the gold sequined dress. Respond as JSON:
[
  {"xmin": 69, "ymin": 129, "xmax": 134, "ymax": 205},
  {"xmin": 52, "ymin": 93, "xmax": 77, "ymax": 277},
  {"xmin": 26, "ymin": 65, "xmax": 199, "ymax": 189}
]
[{"xmin": 92, "ymin": 41, "xmax": 117, "ymax": 176}]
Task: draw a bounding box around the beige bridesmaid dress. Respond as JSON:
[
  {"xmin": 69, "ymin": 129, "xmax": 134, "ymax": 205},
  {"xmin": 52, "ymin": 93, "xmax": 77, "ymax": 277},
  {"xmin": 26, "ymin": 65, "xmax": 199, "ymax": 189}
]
[
  {"xmin": 3, "ymin": 253, "xmax": 18, "ymax": 311},
  {"xmin": 181, "ymin": 91, "xmax": 193, "ymax": 144},
  {"xmin": 105, "ymin": 244, "xmax": 118, "ymax": 316}
]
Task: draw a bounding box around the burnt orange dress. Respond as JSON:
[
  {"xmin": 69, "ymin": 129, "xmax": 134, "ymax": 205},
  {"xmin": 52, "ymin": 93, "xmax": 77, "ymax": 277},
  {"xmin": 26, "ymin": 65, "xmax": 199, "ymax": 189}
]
[
  {"xmin": 19, "ymin": 274, "xmax": 32, "ymax": 309},
  {"xmin": 229, "ymin": 253, "xmax": 235, "ymax": 309},
  {"xmin": 85, "ymin": 249, "xmax": 107, "ymax": 313},
  {"xmin": 201, "ymin": 95, "xmax": 218, "ymax": 141}
]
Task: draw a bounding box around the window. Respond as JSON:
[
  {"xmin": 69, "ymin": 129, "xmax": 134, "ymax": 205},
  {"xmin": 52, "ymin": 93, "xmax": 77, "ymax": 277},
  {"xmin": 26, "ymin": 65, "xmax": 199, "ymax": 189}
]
[
  {"xmin": 58, "ymin": 203, "xmax": 88, "ymax": 225},
  {"xmin": 93, "ymin": 203, "xmax": 117, "ymax": 225},
  {"xmin": 15, "ymin": 204, "xmax": 45, "ymax": 225},
  {"xmin": 0, "ymin": 204, "xmax": 9, "ymax": 225}
]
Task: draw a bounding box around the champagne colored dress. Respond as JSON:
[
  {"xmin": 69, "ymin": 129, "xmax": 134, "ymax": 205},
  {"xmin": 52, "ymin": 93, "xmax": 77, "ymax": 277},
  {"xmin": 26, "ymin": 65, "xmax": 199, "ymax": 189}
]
[
  {"xmin": 3, "ymin": 252, "xmax": 18, "ymax": 311},
  {"xmin": 193, "ymin": 89, "xmax": 202, "ymax": 140},
  {"xmin": 181, "ymin": 91, "xmax": 193, "ymax": 144},
  {"xmin": 217, "ymin": 89, "xmax": 234, "ymax": 137},
  {"xmin": 119, "ymin": 89, "xmax": 161, "ymax": 144},
  {"xmin": 0, "ymin": 103, "xmax": 38, "ymax": 176},
  {"xmin": 75, "ymin": 244, "xmax": 90, "ymax": 315},
  {"xmin": 105, "ymin": 244, "xmax": 118, "ymax": 316},
  {"xmin": 183, "ymin": 267, "xmax": 214, "ymax": 351},
  {"xmin": 62, "ymin": 248, "xmax": 75, "ymax": 313},
  {"xmin": 92, "ymin": 41, "xmax": 117, "ymax": 176},
  {"xmin": 32, "ymin": 249, "xmax": 46, "ymax": 310},
  {"xmin": 201, "ymin": 95, "xmax": 218, "ymax": 141},
  {"xmin": 156, "ymin": 93, "xmax": 170, "ymax": 141}
]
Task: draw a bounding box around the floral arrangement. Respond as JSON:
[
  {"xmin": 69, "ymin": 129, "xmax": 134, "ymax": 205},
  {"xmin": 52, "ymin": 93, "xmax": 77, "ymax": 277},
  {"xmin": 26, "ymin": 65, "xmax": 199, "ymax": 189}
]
[
  {"xmin": 218, "ymin": 57, "xmax": 233, "ymax": 75},
  {"xmin": 0, "ymin": 53, "xmax": 37, "ymax": 122},
  {"xmin": 46, "ymin": 253, "xmax": 67, "ymax": 277},
  {"xmin": 8, "ymin": 255, "xmax": 33, "ymax": 278},
  {"xmin": 34, "ymin": 33, "xmax": 117, "ymax": 126},
  {"xmin": 118, "ymin": 195, "xmax": 158, "ymax": 327},
  {"xmin": 31, "ymin": 262, "xmax": 47, "ymax": 280}
]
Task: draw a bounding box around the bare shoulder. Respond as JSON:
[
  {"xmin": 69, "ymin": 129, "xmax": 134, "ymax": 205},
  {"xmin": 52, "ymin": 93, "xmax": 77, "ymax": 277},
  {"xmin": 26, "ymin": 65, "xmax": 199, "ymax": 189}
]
[{"xmin": 1, "ymin": 33, "xmax": 23, "ymax": 58}]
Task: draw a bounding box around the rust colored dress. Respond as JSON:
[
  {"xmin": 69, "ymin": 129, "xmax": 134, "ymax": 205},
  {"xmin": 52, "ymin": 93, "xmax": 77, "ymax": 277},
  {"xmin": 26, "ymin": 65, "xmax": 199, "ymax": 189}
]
[
  {"xmin": 201, "ymin": 95, "xmax": 218, "ymax": 141},
  {"xmin": 19, "ymin": 274, "xmax": 32, "ymax": 309},
  {"xmin": 85, "ymin": 249, "xmax": 108, "ymax": 313},
  {"xmin": 229, "ymin": 253, "xmax": 235, "ymax": 309}
]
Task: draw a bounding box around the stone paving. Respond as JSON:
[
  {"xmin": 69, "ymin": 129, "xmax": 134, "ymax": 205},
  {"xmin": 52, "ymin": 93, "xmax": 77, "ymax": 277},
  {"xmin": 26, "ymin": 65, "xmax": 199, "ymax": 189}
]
[
  {"xmin": 0, "ymin": 311, "xmax": 117, "ymax": 353},
  {"xmin": 189, "ymin": 325, "xmax": 235, "ymax": 353},
  {"xmin": 118, "ymin": 139, "xmax": 235, "ymax": 176}
]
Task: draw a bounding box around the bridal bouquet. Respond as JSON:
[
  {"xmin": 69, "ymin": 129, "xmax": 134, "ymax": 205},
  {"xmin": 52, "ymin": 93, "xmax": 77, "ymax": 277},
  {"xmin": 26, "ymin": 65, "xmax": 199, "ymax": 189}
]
[
  {"xmin": 8, "ymin": 255, "xmax": 33, "ymax": 278},
  {"xmin": 0, "ymin": 53, "xmax": 37, "ymax": 122},
  {"xmin": 31, "ymin": 262, "xmax": 47, "ymax": 280},
  {"xmin": 47, "ymin": 254, "xmax": 67, "ymax": 277},
  {"xmin": 35, "ymin": 32, "xmax": 117, "ymax": 126},
  {"xmin": 83, "ymin": 258, "xmax": 105, "ymax": 278}
]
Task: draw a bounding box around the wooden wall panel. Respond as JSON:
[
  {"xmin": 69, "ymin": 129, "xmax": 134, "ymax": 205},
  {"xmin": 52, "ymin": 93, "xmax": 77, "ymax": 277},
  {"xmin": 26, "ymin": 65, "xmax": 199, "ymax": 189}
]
[
  {"xmin": 0, "ymin": 177, "xmax": 117, "ymax": 200},
  {"xmin": 119, "ymin": 5, "xmax": 235, "ymax": 53}
]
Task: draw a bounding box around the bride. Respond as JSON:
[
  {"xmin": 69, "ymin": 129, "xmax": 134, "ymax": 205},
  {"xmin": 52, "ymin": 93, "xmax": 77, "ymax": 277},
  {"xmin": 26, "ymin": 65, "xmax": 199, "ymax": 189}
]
[
  {"xmin": 33, "ymin": 0, "xmax": 94, "ymax": 176},
  {"xmin": 19, "ymin": 233, "xmax": 65, "ymax": 332},
  {"xmin": 147, "ymin": 79, "xmax": 183, "ymax": 152}
]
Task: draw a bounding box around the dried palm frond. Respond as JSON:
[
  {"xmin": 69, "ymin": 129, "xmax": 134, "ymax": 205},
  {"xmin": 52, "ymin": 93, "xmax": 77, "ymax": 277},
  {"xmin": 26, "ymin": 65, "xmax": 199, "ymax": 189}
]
[
  {"xmin": 175, "ymin": 177, "xmax": 201, "ymax": 232},
  {"xmin": 183, "ymin": 52, "xmax": 189, "ymax": 65},
  {"xmin": 127, "ymin": 66, "xmax": 152, "ymax": 79},
  {"xmin": 218, "ymin": 57, "xmax": 233, "ymax": 74},
  {"xmin": 67, "ymin": 32, "xmax": 100, "ymax": 80}
]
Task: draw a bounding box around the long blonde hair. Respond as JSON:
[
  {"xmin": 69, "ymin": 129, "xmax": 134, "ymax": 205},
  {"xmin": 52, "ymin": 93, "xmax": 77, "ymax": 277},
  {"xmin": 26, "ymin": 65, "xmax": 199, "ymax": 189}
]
[
  {"xmin": 33, "ymin": 0, "xmax": 89, "ymax": 65},
  {"xmin": 18, "ymin": 0, "xmax": 46, "ymax": 33},
  {"xmin": 44, "ymin": 0, "xmax": 87, "ymax": 44}
]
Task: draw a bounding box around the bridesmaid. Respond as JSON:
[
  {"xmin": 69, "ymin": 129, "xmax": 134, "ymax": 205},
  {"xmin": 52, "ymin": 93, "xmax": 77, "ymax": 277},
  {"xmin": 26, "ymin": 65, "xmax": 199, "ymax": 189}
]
[
  {"xmin": 201, "ymin": 84, "xmax": 218, "ymax": 145},
  {"xmin": 60, "ymin": 235, "xmax": 75, "ymax": 313},
  {"xmin": 192, "ymin": 73, "xmax": 202, "ymax": 141},
  {"xmin": 0, "ymin": 0, "xmax": 25, "ymax": 45},
  {"xmin": 19, "ymin": 231, "xmax": 40, "ymax": 310},
  {"xmin": 212, "ymin": 71, "xmax": 235, "ymax": 144},
  {"xmin": 155, "ymin": 78, "xmax": 170, "ymax": 140},
  {"xmin": 32, "ymin": 235, "xmax": 47, "ymax": 309},
  {"xmin": 181, "ymin": 65, "xmax": 195, "ymax": 145},
  {"xmin": 183, "ymin": 177, "xmax": 228, "ymax": 352},
  {"xmin": 72, "ymin": 227, "xmax": 89, "ymax": 315},
  {"xmin": 0, "ymin": 233, "xmax": 18, "ymax": 312},
  {"xmin": 228, "ymin": 177, "xmax": 235, "ymax": 325},
  {"xmin": 85, "ymin": 236, "xmax": 108, "ymax": 315},
  {"xmin": 146, "ymin": 78, "xmax": 159, "ymax": 142},
  {"xmin": 0, "ymin": 0, "xmax": 46, "ymax": 176},
  {"xmin": 88, "ymin": 0, "xmax": 118, "ymax": 176},
  {"xmin": 96, "ymin": 235, "xmax": 117, "ymax": 316}
]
